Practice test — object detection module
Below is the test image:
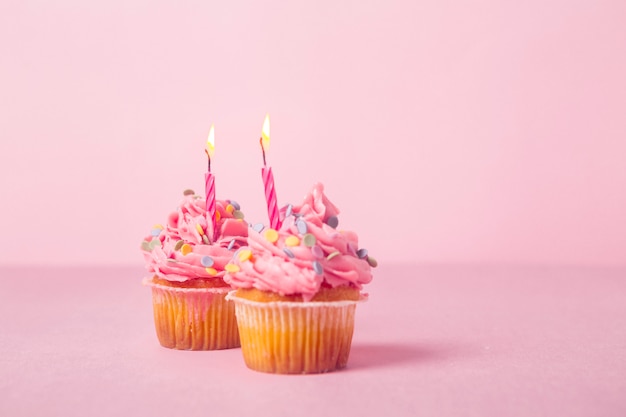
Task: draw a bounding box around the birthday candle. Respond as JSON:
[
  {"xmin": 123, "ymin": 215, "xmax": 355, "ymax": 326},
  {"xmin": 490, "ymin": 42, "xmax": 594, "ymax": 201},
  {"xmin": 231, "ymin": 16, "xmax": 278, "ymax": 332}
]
[
  {"xmin": 259, "ymin": 115, "xmax": 281, "ymax": 230},
  {"xmin": 205, "ymin": 125, "xmax": 217, "ymax": 240}
]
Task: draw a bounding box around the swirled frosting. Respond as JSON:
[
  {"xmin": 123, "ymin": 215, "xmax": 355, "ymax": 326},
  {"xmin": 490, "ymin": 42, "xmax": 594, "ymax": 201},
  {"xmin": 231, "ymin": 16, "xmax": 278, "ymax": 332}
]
[
  {"xmin": 141, "ymin": 191, "xmax": 248, "ymax": 282},
  {"xmin": 224, "ymin": 183, "xmax": 375, "ymax": 301}
]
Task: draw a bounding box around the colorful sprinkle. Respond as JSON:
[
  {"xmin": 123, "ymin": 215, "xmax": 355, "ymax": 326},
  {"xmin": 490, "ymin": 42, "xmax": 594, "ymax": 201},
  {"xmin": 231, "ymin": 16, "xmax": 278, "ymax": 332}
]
[
  {"xmin": 325, "ymin": 216, "xmax": 339, "ymax": 229},
  {"xmin": 201, "ymin": 256, "xmax": 214, "ymax": 267},
  {"xmin": 150, "ymin": 228, "xmax": 161, "ymax": 237},
  {"xmin": 285, "ymin": 204, "xmax": 293, "ymax": 218},
  {"xmin": 152, "ymin": 224, "xmax": 164, "ymax": 230},
  {"xmin": 357, "ymin": 248, "xmax": 369, "ymax": 259},
  {"xmin": 141, "ymin": 241, "xmax": 150, "ymax": 251},
  {"xmin": 312, "ymin": 261, "xmax": 323, "ymax": 275},
  {"xmin": 174, "ymin": 240, "xmax": 185, "ymax": 251},
  {"xmin": 227, "ymin": 239, "xmax": 236, "ymax": 250},
  {"xmin": 230, "ymin": 200, "xmax": 241, "ymax": 211},
  {"xmin": 252, "ymin": 223, "xmax": 265, "ymax": 233},
  {"xmin": 225, "ymin": 263, "xmax": 240, "ymax": 273},
  {"xmin": 327, "ymin": 251, "xmax": 341, "ymax": 261},
  {"xmin": 148, "ymin": 238, "xmax": 161, "ymax": 250},
  {"xmin": 180, "ymin": 243, "xmax": 192, "ymax": 255},
  {"xmin": 283, "ymin": 248, "xmax": 295, "ymax": 258},
  {"xmin": 238, "ymin": 249, "xmax": 253, "ymax": 262},
  {"xmin": 302, "ymin": 233, "xmax": 316, "ymax": 247},
  {"xmin": 285, "ymin": 235, "xmax": 300, "ymax": 247},
  {"xmin": 205, "ymin": 267, "xmax": 217, "ymax": 276},
  {"xmin": 215, "ymin": 211, "xmax": 221, "ymax": 222},
  {"xmin": 183, "ymin": 189, "xmax": 195, "ymax": 196},
  {"xmin": 311, "ymin": 245, "xmax": 324, "ymax": 259},
  {"xmin": 264, "ymin": 228, "xmax": 279, "ymax": 243},
  {"xmin": 296, "ymin": 219, "xmax": 308, "ymax": 234},
  {"xmin": 233, "ymin": 210, "xmax": 245, "ymax": 220},
  {"xmin": 225, "ymin": 204, "xmax": 235, "ymax": 214},
  {"xmin": 367, "ymin": 256, "xmax": 378, "ymax": 267},
  {"xmin": 195, "ymin": 223, "xmax": 205, "ymax": 236},
  {"xmin": 202, "ymin": 235, "xmax": 210, "ymax": 244}
]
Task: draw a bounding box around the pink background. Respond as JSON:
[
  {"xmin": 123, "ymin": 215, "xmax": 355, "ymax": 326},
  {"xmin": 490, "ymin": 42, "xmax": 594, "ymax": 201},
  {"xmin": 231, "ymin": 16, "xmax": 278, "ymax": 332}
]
[{"xmin": 1, "ymin": 0, "xmax": 626, "ymax": 267}]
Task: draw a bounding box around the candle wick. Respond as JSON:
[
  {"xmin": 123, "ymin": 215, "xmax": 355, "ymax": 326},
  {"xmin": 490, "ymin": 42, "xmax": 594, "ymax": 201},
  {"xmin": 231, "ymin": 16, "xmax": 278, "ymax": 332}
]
[
  {"xmin": 205, "ymin": 149, "xmax": 212, "ymax": 172},
  {"xmin": 260, "ymin": 137, "xmax": 267, "ymax": 166}
]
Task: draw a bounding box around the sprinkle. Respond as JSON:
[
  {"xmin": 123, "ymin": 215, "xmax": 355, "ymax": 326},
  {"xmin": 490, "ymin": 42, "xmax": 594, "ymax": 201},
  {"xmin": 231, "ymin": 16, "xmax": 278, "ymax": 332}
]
[
  {"xmin": 312, "ymin": 261, "xmax": 323, "ymax": 275},
  {"xmin": 302, "ymin": 233, "xmax": 316, "ymax": 247},
  {"xmin": 225, "ymin": 204, "xmax": 235, "ymax": 214},
  {"xmin": 264, "ymin": 228, "xmax": 279, "ymax": 243},
  {"xmin": 327, "ymin": 251, "xmax": 341, "ymax": 261},
  {"xmin": 357, "ymin": 248, "xmax": 368, "ymax": 259},
  {"xmin": 296, "ymin": 219, "xmax": 308, "ymax": 234},
  {"xmin": 205, "ymin": 267, "xmax": 217, "ymax": 276},
  {"xmin": 148, "ymin": 238, "xmax": 161, "ymax": 250},
  {"xmin": 285, "ymin": 235, "xmax": 300, "ymax": 247},
  {"xmin": 201, "ymin": 256, "xmax": 214, "ymax": 267},
  {"xmin": 233, "ymin": 210, "xmax": 245, "ymax": 220},
  {"xmin": 183, "ymin": 189, "xmax": 195, "ymax": 196},
  {"xmin": 311, "ymin": 245, "xmax": 324, "ymax": 259},
  {"xmin": 180, "ymin": 243, "xmax": 192, "ymax": 255},
  {"xmin": 230, "ymin": 200, "xmax": 241, "ymax": 210},
  {"xmin": 367, "ymin": 256, "xmax": 378, "ymax": 268},
  {"xmin": 150, "ymin": 228, "xmax": 161, "ymax": 237},
  {"xmin": 252, "ymin": 223, "xmax": 265, "ymax": 233},
  {"xmin": 285, "ymin": 204, "xmax": 293, "ymax": 218},
  {"xmin": 141, "ymin": 241, "xmax": 150, "ymax": 251},
  {"xmin": 325, "ymin": 216, "xmax": 339, "ymax": 229},
  {"xmin": 152, "ymin": 224, "xmax": 164, "ymax": 230},
  {"xmin": 202, "ymin": 235, "xmax": 210, "ymax": 244},
  {"xmin": 238, "ymin": 249, "xmax": 253, "ymax": 262},
  {"xmin": 195, "ymin": 224, "xmax": 205, "ymax": 236},
  {"xmin": 225, "ymin": 263, "xmax": 240, "ymax": 273},
  {"xmin": 174, "ymin": 240, "xmax": 185, "ymax": 251},
  {"xmin": 283, "ymin": 248, "xmax": 295, "ymax": 258},
  {"xmin": 227, "ymin": 239, "xmax": 236, "ymax": 250},
  {"xmin": 215, "ymin": 211, "xmax": 221, "ymax": 222}
]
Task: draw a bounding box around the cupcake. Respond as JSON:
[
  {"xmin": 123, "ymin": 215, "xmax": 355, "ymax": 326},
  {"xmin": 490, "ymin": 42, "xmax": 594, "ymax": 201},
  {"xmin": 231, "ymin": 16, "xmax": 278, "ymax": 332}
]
[
  {"xmin": 141, "ymin": 189, "xmax": 248, "ymax": 350},
  {"xmin": 225, "ymin": 183, "xmax": 376, "ymax": 373}
]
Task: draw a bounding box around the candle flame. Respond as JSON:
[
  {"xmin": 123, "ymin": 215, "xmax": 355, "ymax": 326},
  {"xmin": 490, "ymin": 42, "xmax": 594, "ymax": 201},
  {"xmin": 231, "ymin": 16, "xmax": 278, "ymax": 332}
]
[
  {"xmin": 206, "ymin": 125, "xmax": 215, "ymax": 159},
  {"xmin": 261, "ymin": 114, "xmax": 270, "ymax": 152}
]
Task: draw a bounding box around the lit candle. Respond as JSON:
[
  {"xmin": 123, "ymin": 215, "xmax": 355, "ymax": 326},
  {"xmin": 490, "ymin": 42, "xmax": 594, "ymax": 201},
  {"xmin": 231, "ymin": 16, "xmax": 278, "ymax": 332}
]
[
  {"xmin": 260, "ymin": 114, "xmax": 281, "ymax": 230},
  {"xmin": 205, "ymin": 125, "xmax": 217, "ymax": 240}
]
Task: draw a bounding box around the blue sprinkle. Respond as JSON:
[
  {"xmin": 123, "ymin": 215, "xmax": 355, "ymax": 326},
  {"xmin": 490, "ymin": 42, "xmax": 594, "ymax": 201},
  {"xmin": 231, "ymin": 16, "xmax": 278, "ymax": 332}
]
[
  {"xmin": 230, "ymin": 200, "xmax": 241, "ymax": 210},
  {"xmin": 357, "ymin": 248, "xmax": 368, "ymax": 259},
  {"xmin": 227, "ymin": 239, "xmax": 236, "ymax": 250},
  {"xmin": 150, "ymin": 228, "xmax": 162, "ymax": 237},
  {"xmin": 252, "ymin": 223, "xmax": 265, "ymax": 233},
  {"xmin": 283, "ymin": 248, "xmax": 295, "ymax": 258},
  {"xmin": 201, "ymin": 256, "xmax": 214, "ymax": 267},
  {"xmin": 296, "ymin": 219, "xmax": 308, "ymax": 234},
  {"xmin": 312, "ymin": 261, "xmax": 323, "ymax": 275},
  {"xmin": 285, "ymin": 204, "xmax": 293, "ymax": 218},
  {"xmin": 325, "ymin": 215, "xmax": 339, "ymax": 229}
]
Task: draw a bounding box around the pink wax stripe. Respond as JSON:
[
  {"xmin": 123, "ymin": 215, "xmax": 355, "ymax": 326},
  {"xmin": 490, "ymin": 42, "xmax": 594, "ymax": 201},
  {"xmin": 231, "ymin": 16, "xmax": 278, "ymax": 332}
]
[
  {"xmin": 205, "ymin": 172, "xmax": 217, "ymax": 240},
  {"xmin": 262, "ymin": 166, "xmax": 281, "ymax": 230}
]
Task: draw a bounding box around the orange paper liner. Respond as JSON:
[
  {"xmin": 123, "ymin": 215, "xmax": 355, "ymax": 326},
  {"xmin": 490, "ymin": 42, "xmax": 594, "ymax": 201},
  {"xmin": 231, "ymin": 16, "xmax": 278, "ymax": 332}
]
[
  {"xmin": 226, "ymin": 291, "xmax": 365, "ymax": 374},
  {"xmin": 143, "ymin": 277, "xmax": 240, "ymax": 350}
]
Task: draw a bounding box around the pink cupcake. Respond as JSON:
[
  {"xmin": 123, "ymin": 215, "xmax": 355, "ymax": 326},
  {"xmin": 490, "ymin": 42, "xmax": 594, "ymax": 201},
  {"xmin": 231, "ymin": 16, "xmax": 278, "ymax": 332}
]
[
  {"xmin": 225, "ymin": 183, "xmax": 376, "ymax": 373},
  {"xmin": 141, "ymin": 190, "xmax": 247, "ymax": 350}
]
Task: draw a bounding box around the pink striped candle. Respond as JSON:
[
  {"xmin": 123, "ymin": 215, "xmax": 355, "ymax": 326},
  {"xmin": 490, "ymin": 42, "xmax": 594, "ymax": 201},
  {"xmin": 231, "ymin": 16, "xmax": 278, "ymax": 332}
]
[
  {"xmin": 205, "ymin": 125, "xmax": 217, "ymax": 240},
  {"xmin": 260, "ymin": 115, "xmax": 281, "ymax": 230}
]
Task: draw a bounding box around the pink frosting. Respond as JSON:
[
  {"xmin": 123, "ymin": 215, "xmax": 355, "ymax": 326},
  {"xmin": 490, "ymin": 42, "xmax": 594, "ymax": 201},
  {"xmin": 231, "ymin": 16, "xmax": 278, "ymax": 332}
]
[
  {"xmin": 141, "ymin": 194, "xmax": 248, "ymax": 282},
  {"xmin": 224, "ymin": 183, "xmax": 374, "ymax": 301}
]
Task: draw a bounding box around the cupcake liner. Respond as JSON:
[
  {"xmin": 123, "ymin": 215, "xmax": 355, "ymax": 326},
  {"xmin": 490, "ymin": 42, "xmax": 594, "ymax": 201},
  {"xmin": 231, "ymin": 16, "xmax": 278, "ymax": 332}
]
[
  {"xmin": 143, "ymin": 277, "xmax": 240, "ymax": 350},
  {"xmin": 226, "ymin": 291, "xmax": 366, "ymax": 374}
]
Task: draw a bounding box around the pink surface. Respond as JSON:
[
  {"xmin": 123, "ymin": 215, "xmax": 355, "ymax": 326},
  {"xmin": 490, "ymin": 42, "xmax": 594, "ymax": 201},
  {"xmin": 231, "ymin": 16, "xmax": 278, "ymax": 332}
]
[
  {"xmin": 1, "ymin": 264, "xmax": 626, "ymax": 416},
  {"xmin": 1, "ymin": 1, "xmax": 626, "ymax": 267}
]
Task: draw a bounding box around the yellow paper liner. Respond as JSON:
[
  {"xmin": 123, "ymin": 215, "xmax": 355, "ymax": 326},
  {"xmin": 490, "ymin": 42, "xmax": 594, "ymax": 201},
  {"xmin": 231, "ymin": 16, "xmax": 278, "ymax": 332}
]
[
  {"xmin": 226, "ymin": 291, "xmax": 366, "ymax": 374},
  {"xmin": 143, "ymin": 277, "xmax": 240, "ymax": 350}
]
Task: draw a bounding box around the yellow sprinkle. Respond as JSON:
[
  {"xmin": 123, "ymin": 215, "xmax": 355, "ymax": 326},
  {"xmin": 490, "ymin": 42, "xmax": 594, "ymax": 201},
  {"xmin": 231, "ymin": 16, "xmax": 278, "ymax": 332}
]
[
  {"xmin": 226, "ymin": 204, "xmax": 235, "ymax": 214},
  {"xmin": 225, "ymin": 263, "xmax": 240, "ymax": 273},
  {"xmin": 205, "ymin": 267, "xmax": 217, "ymax": 276},
  {"xmin": 153, "ymin": 224, "xmax": 164, "ymax": 230},
  {"xmin": 238, "ymin": 249, "xmax": 253, "ymax": 262},
  {"xmin": 195, "ymin": 223, "xmax": 205, "ymax": 235},
  {"xmin": 264, "ymin": 228, "xmax": 279, "ymax": 243},
  {"xmin": 180, "ymin": 243, "xmax": 192, "ymax": 256},
  {"xmin": 216, "ymin": 211, "xmax": 221, "ymax": 222},
  {"xmin": 285, "ymin": 236, "xmax": 300, "ymax": 247}
]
